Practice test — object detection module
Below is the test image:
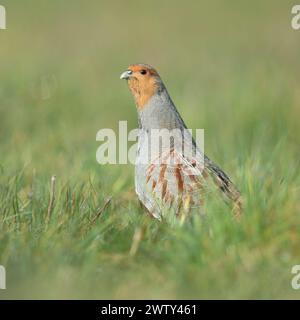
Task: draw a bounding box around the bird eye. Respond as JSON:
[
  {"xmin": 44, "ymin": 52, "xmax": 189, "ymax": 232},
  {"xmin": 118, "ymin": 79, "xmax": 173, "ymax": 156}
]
[{"xmin": 140, "ymin": 70, "xmax": 147, "ymax": 75}]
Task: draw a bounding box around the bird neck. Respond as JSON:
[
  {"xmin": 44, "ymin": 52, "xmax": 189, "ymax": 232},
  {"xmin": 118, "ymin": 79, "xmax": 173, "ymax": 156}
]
[{"xmin": 137, "ymin": 88, "xmax": 186, "ymax": 131}]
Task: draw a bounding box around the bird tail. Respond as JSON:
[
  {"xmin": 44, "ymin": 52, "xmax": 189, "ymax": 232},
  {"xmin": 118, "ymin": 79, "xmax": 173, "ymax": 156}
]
[{"xmin": 205, "ymin": 157, "xmax": 243, "ymax": 219}]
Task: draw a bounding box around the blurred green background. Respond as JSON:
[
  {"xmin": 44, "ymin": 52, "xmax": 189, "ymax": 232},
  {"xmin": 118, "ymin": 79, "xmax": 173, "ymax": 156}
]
[{"xmin": 0, "ymin": 0, "xmax": 299, "ymax": 299}]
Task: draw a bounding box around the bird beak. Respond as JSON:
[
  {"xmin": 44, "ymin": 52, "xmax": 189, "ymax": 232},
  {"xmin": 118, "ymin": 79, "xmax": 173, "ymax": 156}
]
[{"xmin": 120, "ymin": 70, "xmax": 132, "ymax": 80}]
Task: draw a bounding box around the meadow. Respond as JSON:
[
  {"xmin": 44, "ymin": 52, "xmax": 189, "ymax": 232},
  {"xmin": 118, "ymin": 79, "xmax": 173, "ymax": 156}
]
[{"xmin": 0, "ymin": 0, "xmax": 299, "ymax": 299}]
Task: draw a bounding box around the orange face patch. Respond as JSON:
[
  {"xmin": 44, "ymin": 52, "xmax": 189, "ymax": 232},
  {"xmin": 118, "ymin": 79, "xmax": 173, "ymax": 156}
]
[{"xmin": 126, "ymin": 64, "xmax": 160, "ymax": 110}]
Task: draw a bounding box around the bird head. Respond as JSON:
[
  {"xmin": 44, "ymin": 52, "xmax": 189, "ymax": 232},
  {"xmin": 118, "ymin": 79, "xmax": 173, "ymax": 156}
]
[{"xmin": 120, "ymin": 63, "xmax": 162, "ymax": 110}]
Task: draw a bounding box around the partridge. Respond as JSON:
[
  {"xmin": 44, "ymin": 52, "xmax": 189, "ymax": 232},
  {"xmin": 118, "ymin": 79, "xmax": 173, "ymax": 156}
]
[{"xmin": 120, "ymin": 64, "xmax": 242, "ymax": 220}]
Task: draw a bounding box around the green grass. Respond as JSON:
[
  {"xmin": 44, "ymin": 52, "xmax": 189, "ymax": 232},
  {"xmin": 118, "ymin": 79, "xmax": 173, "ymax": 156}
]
[{"xmin": 0, "ymin": 0, "xmax": 300, "ymax": 299}]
